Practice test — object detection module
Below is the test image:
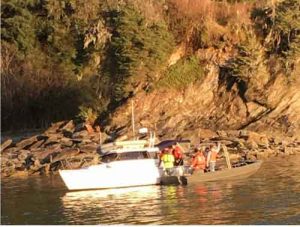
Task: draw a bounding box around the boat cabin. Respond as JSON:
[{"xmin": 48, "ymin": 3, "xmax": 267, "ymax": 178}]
[{"xmin": 99, "ymin": 140, "xmax": 160, "ymax": 163}]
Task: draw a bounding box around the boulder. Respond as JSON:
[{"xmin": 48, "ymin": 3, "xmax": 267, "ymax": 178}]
[
  {"xmin": 43, "ymin": 135, "xmax": 62, "ymax": 147},
  {"xmin": 51, "ymin": 148, "xmax": 81, "ymax": 163},
  {"xmin": 32, "ymin": 145, "xmax": 62, "ymax": 163},
  {"xmin": 256, "ymin": 151, "xmax": 269, "ymax": 160},
  {"xmin": 62, "ymin": 130, "xmax": 73, "ymax": 138},
  {"xmin": 2, "ymin": 147, "xmax": 20, "ymax": 154},
  {"xmin": 78, "ymin": 144, "xmax": 98, "ymax": 153},
  {"xmin": 85, "ymin": 124, "xmax": 94, "ymax": 134},
  {"xmin": 61, "ymin": 120, "xmax": 75, "ymax": 132},
  {"xmin": 15, "ymin": 136, "xmax": 38, "ymax": 149},
  {"xmin": 246, "ymin": 131, "xmax": 269, "ymax": 148},
  {"xmin": 245, "ymin": 140, "xmax": 258, "ymax": 150},
  {"xmin": 74, "ymin": 122, "xmax": 86, "ymax": 132},
  {"xmin": 29, "ymin": 140, "xmax": 45, "ymax": 149},
  {"xmin": 17, "ymin": 149, "xmax": 31, "ymax": 163},
  {"xmin": 1, "ymin": 139, "xmax": 13, "ymax": 152},
  {"xmin": 216, "ymin": 130, "xmax": 227, "ymax": 137},
  {"xmin": 60, "ymin": 137, "xmax": 73, "ymax": 147},
  {"xmin": 245, "ymin": 150, "xmax": 257, "ymax": 161},
  {"xmin": 198, "ymin": 128, "xmax": 218, "ymax": 139},
  {"xmin": 44, "ymin": 121, "xmax": 66, "ymax": 134},
  {"xmin": 284, "ymin": 147, "xmax": 295, "ymax": 155},
  {"xmin": 72, "ymin": 130, "xmax": 89, "ymax": 139}
]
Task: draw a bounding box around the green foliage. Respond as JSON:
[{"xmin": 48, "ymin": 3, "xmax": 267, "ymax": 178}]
[
  {"xmin": 1, "ymin": 0, "xmax": 36, "ymax": 52},
  {"xmin": 252, "ymin": 0, "xmax": 300, "ymax": 72},
  {"xmin": 1, "ymin": 1, "xmax": 175, "ymax": 130},
  {"xmin": 156, "ymin": 56, "xmax": 204, "ymax": 89},
  {"xmin": 222, "ymin": 30, "xmax": 268, "ymax": 84},
  {"xmin": 1, "ymin": 0, "xmax": 100, "ymax": 130},
  {"xmin": 102, "ymin": 6, "xmax": 174, "ymax": 104},
  {"xmin": 77, "ymin": 106, "xmax": 98, "ymax": 124}
]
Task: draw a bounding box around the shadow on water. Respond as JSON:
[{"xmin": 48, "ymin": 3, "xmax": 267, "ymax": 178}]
[{"xmin": 1, "ymin": 155, "xmax": 300, "ymax": 224}]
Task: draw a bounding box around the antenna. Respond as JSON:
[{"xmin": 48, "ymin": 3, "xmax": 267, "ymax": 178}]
[{"xmin": 131, "ymin": 100, "xmax": 135, "ymax": 140}]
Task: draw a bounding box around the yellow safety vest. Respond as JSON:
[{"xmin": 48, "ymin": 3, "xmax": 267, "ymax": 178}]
[{"xmin": 161, "ymin": 154, "xmax": 175, "ymax": 169}]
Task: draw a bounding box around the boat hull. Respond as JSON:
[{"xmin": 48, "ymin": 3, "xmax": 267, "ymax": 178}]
[
  {"xmin": 160, "ymin": 161, "xmax": 263, "ymax": 185},
  {"xmin": 59, "ymin": 159, "xmax": 162, "ymax": 190}
]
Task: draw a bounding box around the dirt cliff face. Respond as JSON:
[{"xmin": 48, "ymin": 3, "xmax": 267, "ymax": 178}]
[
  {"xmin": 100, "ymin": 0, "xmax": 300, "ymax": 142},
  {"xmin": 105, "ymin": 61, "xmax": 300, "ymax": 141}
]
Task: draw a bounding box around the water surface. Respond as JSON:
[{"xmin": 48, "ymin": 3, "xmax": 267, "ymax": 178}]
[{"xmin": 2, "ymin": 155, "xmax": 300, "ymax": 224}]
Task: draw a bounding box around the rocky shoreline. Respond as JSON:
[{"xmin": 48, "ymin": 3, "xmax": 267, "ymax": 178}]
[{"xmin": 1, "ymin": 120, "xmax": 300, "ymax": 178}]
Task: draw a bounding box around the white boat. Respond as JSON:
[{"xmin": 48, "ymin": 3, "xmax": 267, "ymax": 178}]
[{"xmin": 59, "ymin": 139, "xmax": 165, "ymax": 190}]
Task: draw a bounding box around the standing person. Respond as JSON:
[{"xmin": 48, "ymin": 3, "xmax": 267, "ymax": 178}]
[
  {"xmin": 206, "ymin": 142, "xmax": 221, "ymax": 172},
  {"xmin": 172, "ymin": 143, "xmax": 184, "ymax": 166},
  {"xmin": 159, "ymin": 148, "xmax": 175, "ymax": 176},
  {"xmin": 191, "ymin": 147, "xmax": 206, "ymax": 173}
]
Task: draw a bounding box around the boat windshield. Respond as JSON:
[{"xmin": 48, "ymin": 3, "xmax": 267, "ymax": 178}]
[{"xmin": 101, "ymin": 151, "xmax": 151, "ymax": 163}]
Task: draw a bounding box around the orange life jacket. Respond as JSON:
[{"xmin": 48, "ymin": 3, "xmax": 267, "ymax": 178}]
[
  {"xmin": 173, "ymin": 146, "xmax": 183, "ymax": 160},
  {"xmin": 192, "ymin": 153, "xmax": 206, "ymax": 170},
  {"xmin": 210, "ymin": 150, "xmax": 218, "ymax": 162}
]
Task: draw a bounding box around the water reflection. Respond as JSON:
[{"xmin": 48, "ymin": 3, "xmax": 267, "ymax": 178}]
[
  {"xmin": 2, "ymin": 156, "xmax": 300, "ymax": 224},
  {"xmin": 61, "ymin": 186, "xmax": 163, "ymax": 224}
]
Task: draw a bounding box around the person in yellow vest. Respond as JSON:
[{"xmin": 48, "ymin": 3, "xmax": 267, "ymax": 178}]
[
  {"xmin": 159, "ymin": 147, "xmax": 175, "ymax": 176},
  {"xmin": 206, "ymin": 142, "xmax": 221, "ymax": 172}
]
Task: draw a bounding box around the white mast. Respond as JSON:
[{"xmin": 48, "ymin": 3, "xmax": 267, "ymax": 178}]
[{"xmin": 131, "ymin": 100, "xmax": 135, "ymax": 140}]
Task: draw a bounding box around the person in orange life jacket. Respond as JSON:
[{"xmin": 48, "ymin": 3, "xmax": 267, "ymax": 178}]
[
  {"xmin": 191, "ymin": 147, "xmax": 206, "ymax": 173},
  {"xmin": 158, "ymin": 148, "xmax": 175, "ymax": 176},
  {"xmin": 172, "ymin": 143, "xmax": 184, "ymax": 166},
  {"xmin": 206, "ymin": 142, "xmax": 221, "ymax": 172}
]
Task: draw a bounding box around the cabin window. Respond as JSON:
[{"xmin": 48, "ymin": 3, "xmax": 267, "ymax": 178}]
[{"xmin": 118, "ymin": 151, "xmax": 149, "ymax": 161}]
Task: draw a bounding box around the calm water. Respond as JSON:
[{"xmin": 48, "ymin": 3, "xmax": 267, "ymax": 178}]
[{"xmin": 1, "ymin": 155, "xmax": 300, "ymax": 225}]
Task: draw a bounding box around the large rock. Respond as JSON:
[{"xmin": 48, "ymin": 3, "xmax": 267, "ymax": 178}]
[
  {"xmin": 1, "ymin": 139, "xmax": 13, "ymax": 152},
  {"xmin": 78, "ymin": 144, "xmax": 98, "ymax": 153},
  {"xmin": 32, "ymin": 144, "xmax": 62, "ymax": 163},
  {"xmin": 51, "ymin": 148, "xmax": 81, "ymax": 163},
  {"xmin": 61, "ymin": 120, "xmax": 75, "ymax": 133},
  {"xmin": 44, "ymin": 121, "xmax": 66, "ymax": 134},
  {"xmin": 17, "ymin": 149, "xmax": 31, "ymax": 163},
  {"xmin": 246, "ymin": 131, "xmax": 269, "ymax": 148},
  {"xmin": 72, "ymin": 130, "xmax": 89, "ymax": 139},
  {"xmin": 2, "ymin": 147, "xmax": 20, "ymax": 154},
  {"xmin": 15, "ymin": 135, "xmax": 38, "ymax": 149},
  {"xmin": 60, "ymin": 137, "xmax": 73, "ymax": 147},
  {"xmin": 43, "ymin": 135, "xmax": 63, "ymax": 147},
  {"xmin": 29, "ymin": 140, "xmax": 46, "ymax": 149}
]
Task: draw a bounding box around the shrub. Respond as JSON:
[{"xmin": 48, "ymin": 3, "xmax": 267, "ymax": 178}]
[
  {"xmin": 251, "ymin": 0, "xmax": 300, "ymax": 73},
  {"xmin": 102, "ymin": 6, "xmax": 174, "ymax": 105},
  {"xmin": 156, "ymin": 56, "xmax": 204, "ymax": 89},
  {"xmin": 77, "ymin": 106, "xmax": 98, "ymax": 125}
]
